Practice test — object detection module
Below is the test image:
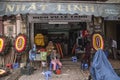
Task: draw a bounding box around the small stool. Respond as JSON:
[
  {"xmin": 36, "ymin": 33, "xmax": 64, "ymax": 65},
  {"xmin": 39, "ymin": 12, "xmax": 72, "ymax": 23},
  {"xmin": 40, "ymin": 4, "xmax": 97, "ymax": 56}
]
[
  {"xmin": 81, "ymin": 62, "xmax": 88, "ymax": 70},
  {"xmin": 6, "ymin": 63, "xmax": 12, "ymax": 69},
  {"xmin": 44, "ymin": 71, "xmax": 52, "ymax": 80},
  {"xmin": 72, "ymin": 56, "xmax": 77, "ymax": 62},
  {"xmin": 56, "ymin": 69, "xmax": 61, "ymax": 75},
  {"xmin": 13, "ymin": 63, "xmax": 19, "ymax": 69}
]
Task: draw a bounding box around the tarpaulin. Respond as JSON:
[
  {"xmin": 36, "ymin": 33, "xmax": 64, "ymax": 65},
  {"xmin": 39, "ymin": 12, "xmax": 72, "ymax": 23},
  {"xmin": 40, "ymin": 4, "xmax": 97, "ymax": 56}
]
[{"xmin": 90, "ymin": 49, "xmax": 120, "ymax": 80}]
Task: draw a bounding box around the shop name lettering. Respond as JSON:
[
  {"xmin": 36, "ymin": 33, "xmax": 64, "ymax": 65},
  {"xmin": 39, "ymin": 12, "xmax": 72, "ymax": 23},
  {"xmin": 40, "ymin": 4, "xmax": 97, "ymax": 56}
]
[{"xmin": 5, "ymin": 3, "xmax": 95, "ymax": 12}]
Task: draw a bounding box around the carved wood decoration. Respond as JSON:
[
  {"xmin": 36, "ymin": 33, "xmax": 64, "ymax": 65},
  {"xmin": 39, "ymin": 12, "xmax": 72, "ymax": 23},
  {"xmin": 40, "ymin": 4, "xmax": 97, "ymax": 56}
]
[{"xmin": 93, "ymin": 17, "xmax": 103, "ymax": 33}]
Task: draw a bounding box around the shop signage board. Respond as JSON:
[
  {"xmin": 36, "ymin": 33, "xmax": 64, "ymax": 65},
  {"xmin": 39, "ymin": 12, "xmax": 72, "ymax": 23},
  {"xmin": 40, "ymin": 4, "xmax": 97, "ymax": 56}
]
[
  {"xmin": 28, "ymin": 14, "xmax": 92, "ymax": 22},
  {"xmin": 0, "ymin": 2, "xmax": 120, "ymax": 18},
  {"xmin": 0, "ymin": 2, "xmax": 96, "ymax": 16},
  {"xmin": 104, "ymin": 16, "xmax": 120, "ymax": 20}
]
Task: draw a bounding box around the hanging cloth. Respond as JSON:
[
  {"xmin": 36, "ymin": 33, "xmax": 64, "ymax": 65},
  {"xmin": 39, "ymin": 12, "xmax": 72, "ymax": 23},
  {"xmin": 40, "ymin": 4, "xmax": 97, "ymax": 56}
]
[
  {"xmin": 57, "ymin": 43, "xmax": 63, "ymax": 58},
  {"xmin": 55, "ymin": 43, "xmax": 63, "ymax": 58},
  {"xmin": 34, "ymin": 33, "xmax": 45, "ymax": 46}
]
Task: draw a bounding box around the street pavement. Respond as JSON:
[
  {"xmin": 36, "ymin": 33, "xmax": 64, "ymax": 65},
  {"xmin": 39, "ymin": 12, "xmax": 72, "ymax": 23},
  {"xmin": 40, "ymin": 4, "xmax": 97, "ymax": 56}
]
[{"xmin": 18, "ymin": 58, "xmax": 120, "ymax": 80}]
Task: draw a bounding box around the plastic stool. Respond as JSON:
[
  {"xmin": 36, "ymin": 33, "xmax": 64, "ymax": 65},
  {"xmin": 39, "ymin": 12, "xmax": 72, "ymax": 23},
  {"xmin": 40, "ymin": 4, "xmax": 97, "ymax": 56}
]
[
  {"xmin": 6, "ymin": 63, "xmax": 12, "ymax": 69},
  {"xmin": 44, "ymin": 71, "xmax": 52, "ymax": 80},
  {"xmin": 81, "ymin": 63, "xmax": 88, "ymax": 70},
  {"xmin": 49, "ymin": 62, "xmax": 59, "ymax": 71},
  {"xmin": 72, "ymin": 56, "xmax": 77, "ymax": 62},
  {"xmin": 13, "ymin": 63, "xmax": 19, "ymax": 69}
]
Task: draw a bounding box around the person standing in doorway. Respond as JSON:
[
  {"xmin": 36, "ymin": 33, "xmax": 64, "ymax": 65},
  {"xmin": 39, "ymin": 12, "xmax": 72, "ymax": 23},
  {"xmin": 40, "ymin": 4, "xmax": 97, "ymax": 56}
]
[
  {"xmin": 112, "ymin": 39, "xmax": 117, "ymax": 59},
  {"xmin": 82, "ymin": 41, "xmax": 91, "ymax": 67}
]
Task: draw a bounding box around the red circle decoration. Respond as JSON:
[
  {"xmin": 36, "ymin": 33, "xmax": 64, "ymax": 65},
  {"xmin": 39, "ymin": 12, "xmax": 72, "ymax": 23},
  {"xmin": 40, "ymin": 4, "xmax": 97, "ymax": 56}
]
[
  {"xmin": 14, "ymin": 34, "xmax": 27, "ymax": 53},
  {"xmin": 92, "ymin": 33, "xmax": 104, "ymax": 51},
  {"xmin": 0, "ymin": 38, "xmax": 5, "ymax": 53}
]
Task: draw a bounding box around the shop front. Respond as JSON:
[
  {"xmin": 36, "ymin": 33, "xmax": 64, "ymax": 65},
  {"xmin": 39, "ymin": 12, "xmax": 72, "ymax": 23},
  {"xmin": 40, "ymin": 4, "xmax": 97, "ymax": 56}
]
[
  {"xmin": 27, "ymin": 14, "xmax": 93, "ymax": 57},
  {"xmin": 0, "ymin": 1, "xmax": 120, "ymax": 66}
]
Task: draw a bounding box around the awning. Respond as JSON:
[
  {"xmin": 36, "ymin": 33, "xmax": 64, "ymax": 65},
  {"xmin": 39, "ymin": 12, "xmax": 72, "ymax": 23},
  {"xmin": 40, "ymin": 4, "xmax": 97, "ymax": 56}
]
[{"xmin": 0, "ymin": 2, "xmax": 120, "ymax": 18}]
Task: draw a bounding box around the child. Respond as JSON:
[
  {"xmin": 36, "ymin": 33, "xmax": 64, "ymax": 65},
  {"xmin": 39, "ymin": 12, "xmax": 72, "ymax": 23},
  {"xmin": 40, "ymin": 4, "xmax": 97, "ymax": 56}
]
[{"xmin": 50, "ymin": 48, "xmax": 62, "ymax": 73}]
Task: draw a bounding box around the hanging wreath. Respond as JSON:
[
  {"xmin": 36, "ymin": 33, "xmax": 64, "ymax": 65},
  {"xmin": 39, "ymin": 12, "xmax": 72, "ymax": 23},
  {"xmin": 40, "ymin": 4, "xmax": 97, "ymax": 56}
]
[
  {"xmin": 14, "ymin": 34, "xmax": 29, "ymax": 55},
  {"xmin": 0, "ymin": 69, "xmax": 7, "ymax": 77},
  {"xmin": 0, "ymin": 38, "xmax": 4, "ymax": 53},
  {"xmin": 0, "ymin": 35, "xmax": 12, "ymax": 56},
  {"xmin": 92, "ymin": 33, "xmax": 104, "ymax": 51}
]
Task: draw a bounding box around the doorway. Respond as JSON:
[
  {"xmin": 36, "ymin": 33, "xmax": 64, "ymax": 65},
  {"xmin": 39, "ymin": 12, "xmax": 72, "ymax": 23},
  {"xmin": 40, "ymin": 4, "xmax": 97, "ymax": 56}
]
[
  {"xmin": 28, "ymin": 14, "xmax": 92, "ymax": 57},
  {"xmin": 33, "ymin": 22, "xmax": 87, "ymax": 57},
  {"xmin": 116, "ymin": 23, "xmax": 120, "ymax": 50}
]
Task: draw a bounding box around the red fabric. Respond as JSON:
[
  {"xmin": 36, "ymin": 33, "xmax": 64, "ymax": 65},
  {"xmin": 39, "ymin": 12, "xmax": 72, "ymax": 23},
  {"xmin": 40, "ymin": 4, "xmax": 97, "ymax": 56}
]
[
  {"xmin": 55, "ymin": 43, "xmax": 63, "ymax": 58},
  {"xmin": 55, "ymin": 43, "xmax": 61, "ymax": 56},
  {"xmin": 57, "ymin": 43, "xmax": 63, "ymax": 58},
  {"xmin": 40, "ymin": 48, "xmax": 46, "ymax": 52},
  {"xmin": 82, "ymin": 30, "xmax": 88, "ymax": 38}
]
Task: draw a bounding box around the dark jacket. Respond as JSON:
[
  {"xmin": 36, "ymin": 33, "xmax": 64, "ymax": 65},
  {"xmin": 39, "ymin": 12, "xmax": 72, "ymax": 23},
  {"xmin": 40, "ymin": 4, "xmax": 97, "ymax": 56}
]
[{"xmin": 50, "ymin": 52, "xmax": 60, "ymax": 60}]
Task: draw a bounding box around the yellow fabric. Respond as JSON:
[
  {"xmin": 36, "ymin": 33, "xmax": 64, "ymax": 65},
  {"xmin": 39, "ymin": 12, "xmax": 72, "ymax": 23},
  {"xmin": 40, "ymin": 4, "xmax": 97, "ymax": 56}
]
[{"xmin": 35, "ymin": 34, "xmax": 45, "ymax": 46}]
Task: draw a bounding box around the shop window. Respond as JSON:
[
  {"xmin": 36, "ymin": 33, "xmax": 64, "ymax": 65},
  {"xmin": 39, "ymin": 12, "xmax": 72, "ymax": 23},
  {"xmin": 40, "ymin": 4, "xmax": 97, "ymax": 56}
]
[
  {"xmin": 4, "ymin": 24, "xmax": 16, "ymax": 37},
  {"xmin": 7, "ymin": 26, "xmax": 13, "ymax": 37}
]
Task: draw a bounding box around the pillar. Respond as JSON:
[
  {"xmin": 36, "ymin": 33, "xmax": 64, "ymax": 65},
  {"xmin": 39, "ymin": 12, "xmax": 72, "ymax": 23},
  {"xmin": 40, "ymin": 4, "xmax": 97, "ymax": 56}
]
[
  {"xmin": 16, "ymin": 14, "xmax": 22, "ymax": 35},
  {"xmin": 0, "ymin": 16, "xmax": 3, "ymax": 35}
]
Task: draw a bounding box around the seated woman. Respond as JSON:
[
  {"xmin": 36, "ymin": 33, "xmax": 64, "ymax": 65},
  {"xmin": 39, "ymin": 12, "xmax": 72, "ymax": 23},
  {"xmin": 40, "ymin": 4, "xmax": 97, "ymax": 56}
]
[
  {"xmin": 46, "ymin": 41, "xmax": 55, "ymax": 66},
  {"xmin": 50, "ymin": 48, "xmax": 62, "ymax": 73}
]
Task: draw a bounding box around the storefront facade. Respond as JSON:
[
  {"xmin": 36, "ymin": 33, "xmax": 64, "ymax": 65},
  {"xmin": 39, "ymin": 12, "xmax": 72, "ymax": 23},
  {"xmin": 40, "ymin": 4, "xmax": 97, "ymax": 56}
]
[
  {"xmin": 0, "ymin": 1, "xmax": 120, "ymax": 39},
  {"xmin": 0, "ymin": 1, "xmax": 120, "ymax": 64}
]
